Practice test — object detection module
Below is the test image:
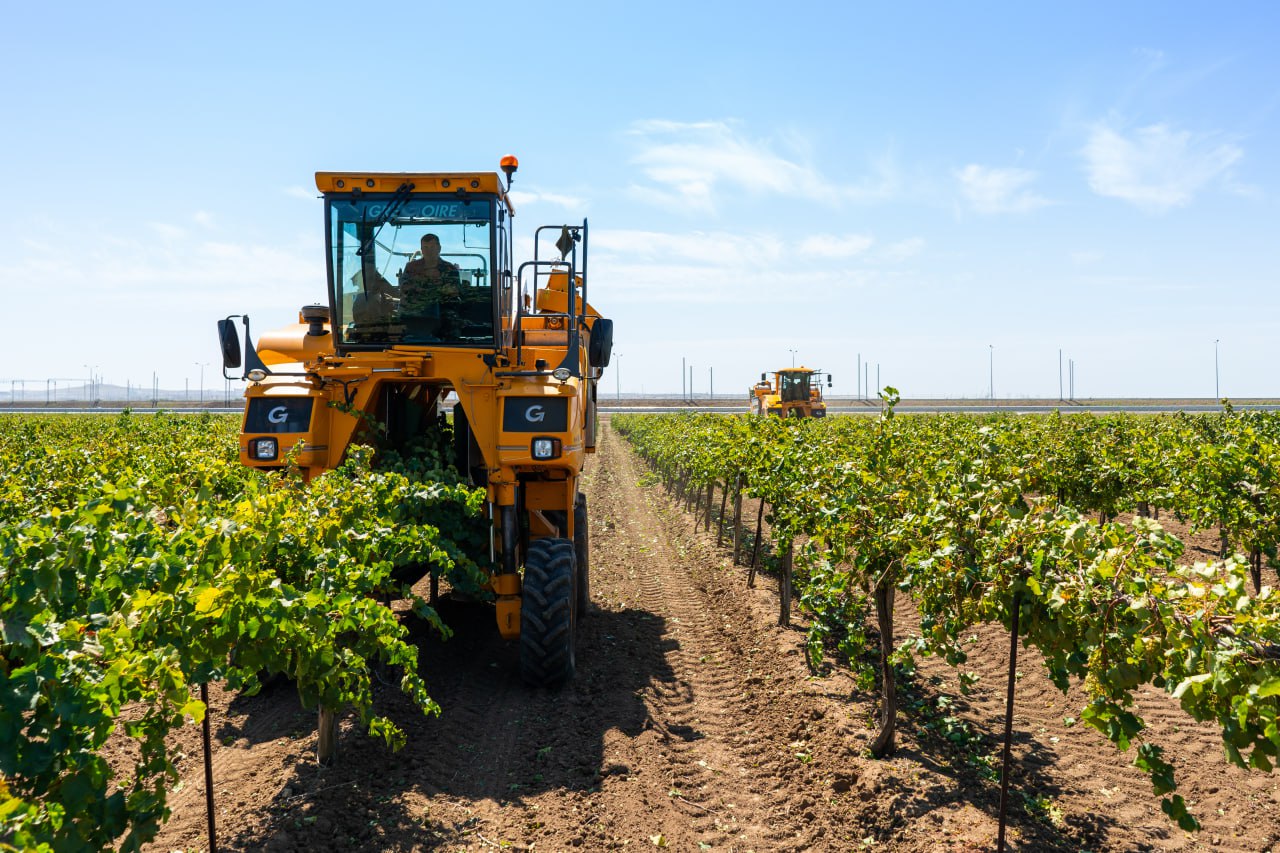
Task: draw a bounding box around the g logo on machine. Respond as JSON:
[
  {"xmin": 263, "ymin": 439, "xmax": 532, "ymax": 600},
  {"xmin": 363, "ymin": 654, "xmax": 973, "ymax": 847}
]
[
  {"xmin": 245, "ymin": 397, "xmax": 314, "ymax": 433},
  {"xmin": 504, "ymin": 397, "xmax": 568, "ymax": 432}
]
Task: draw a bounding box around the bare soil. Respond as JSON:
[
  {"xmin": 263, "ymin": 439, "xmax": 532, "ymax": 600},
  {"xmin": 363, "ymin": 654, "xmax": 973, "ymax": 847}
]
[{"xmin": 142, "ymin": 421, "xmax": 1280, "ymax": 852}]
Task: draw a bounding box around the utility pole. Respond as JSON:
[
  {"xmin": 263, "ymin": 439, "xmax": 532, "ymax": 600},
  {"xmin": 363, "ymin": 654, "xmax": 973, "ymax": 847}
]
[
  {"xmin": 857, "ymin": 353, "xmax": 861, "ymax": 400},
  {"xmin": 1215, "ymin": 339, "xmax": 1220, "ymax": 400},
  {"xmin": 789, "ymin": 348, "xmax": 797, "ymax": 368},
  {"xmin": 876, "ymin": 363, "xmax": 880, "ymax": 395},
  {"xmin": 989, "ymin": 344, "xmax": 994, "ymax": 400},
  {"xmin": 1059, "ymin": 349, "xmax": 1063, "ymax": 401},
  {"xmin": 864, "ymin": 363, "xmax": 869, "ymax": 400},
  {"xmin": 201, "ymin": 363, "xmax": 209, "ymax": 405},
  {"xmin": 689, "ymin": 365, "xmax": 694, "ymax": 403}
]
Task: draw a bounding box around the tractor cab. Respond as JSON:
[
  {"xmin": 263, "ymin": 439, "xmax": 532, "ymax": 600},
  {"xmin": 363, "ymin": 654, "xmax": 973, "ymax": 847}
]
[
  {"xmin": 779, "ymin": 369, "xmax": 814, "ymax": 404},
  {"xmin": 328, "ymin": 180, "xmax": 504, "ymax": 349},
  {"xmin": 749, "ymin": 367, "xmax": 832, "ymax": 418}
]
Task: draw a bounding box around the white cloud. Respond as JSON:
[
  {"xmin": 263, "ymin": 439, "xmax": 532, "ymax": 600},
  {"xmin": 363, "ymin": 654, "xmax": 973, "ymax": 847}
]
[
  {"xmin": 508, "ymin": 189, "xmax": 586, "ymax": 211},
  {"xmin": 798, "ymin": 234, "xmax": 874, "ymax": 259},
  {"xmin": 955, "ymin": 164, "xmax": 1050, "ymax": 214},
  {"xmin": 625, "ymin": 119, "xmax": 897, "ymax": 212},
  {"xmin": 148, "ymin": 222, "xmax": 187, "ymax": 240},
  {"xmin": 594, "ymin": 228, "xmax": 783, "ymax": 267},
  {"xmin": 588, "ymin": 227, "xmax": 893, "ymax": 305},
  {"xmin": 4, "ymin": 223, "xmax": 322, "ymax": 305},
  {"xmin": 879, "ymin": 237, "xmax": 925, "ymax": 262},
  {"xmin": 1081, "ymin": 122, "xmax": 1243, "ymax": 212}
]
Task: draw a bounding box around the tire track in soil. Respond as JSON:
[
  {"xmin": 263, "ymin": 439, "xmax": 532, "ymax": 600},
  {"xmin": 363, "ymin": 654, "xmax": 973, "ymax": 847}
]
[{"xmin": 597, "ymin": 418, "xmax": 806, "ymax": 850}]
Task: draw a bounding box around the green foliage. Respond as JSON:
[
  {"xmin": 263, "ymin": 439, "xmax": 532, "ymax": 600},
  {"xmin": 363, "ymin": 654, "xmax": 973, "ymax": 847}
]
[
  {"xmin": 0, "ymin": 412, "xmax": 487, "ymax": 850},
  {"xmin": 616, "ymin": 408, "xmax": 1280, "ymax": 831}
]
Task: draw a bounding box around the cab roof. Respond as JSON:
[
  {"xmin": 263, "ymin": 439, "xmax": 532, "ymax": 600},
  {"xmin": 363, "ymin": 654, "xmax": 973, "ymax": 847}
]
[{"xmin": 315, "ymin": 172, "xmax": 511, "ymax": 208}]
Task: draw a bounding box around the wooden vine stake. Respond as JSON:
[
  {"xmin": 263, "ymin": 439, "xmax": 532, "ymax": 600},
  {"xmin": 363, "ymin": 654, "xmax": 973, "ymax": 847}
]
[
  {"xmin": 200, "ymin": 682, "xmax": 218, "ymax": 853},
  {"xmin": 717, "ymin": 482, "xmax": 729, "ymax": 546},
  {"xmin": 779, "ymin": 543, "xmax": 793, "ymax": 627},
  {"xmin": 748, "ymin": 501, "xmax": 766, "ymax": 588},
  {"xmin": 731, "ymin": 479, "xmax": 744, "ymax": 564},
  {"xmin": 996, "ymin": 588, "xmax": 1024, "ymax": 853}
]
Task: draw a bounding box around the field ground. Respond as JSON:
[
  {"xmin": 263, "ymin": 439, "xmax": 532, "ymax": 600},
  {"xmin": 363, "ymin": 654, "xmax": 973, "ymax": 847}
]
[{"xmin": 141, "ymin": 420, "xmax": 1280, "ymax": 852}]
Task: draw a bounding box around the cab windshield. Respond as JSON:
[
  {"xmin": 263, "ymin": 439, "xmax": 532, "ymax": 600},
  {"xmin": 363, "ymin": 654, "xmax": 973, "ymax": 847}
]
[
  {"xmin": 780, "ymin": 372, "xmax": 812, "ymax": 403},
  {"xmin": 328, "ymin": 196, "xmax": 494, "ymax": 347}
]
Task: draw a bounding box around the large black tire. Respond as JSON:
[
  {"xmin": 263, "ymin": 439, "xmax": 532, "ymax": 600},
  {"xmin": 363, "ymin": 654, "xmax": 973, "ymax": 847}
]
[
  {"xmin": 520, "ymin": 538, "xmax": 576, "ymax": 687},
  {"xmin": 574, "ymin": 493, "xmax": 590, "ymax": 621}
]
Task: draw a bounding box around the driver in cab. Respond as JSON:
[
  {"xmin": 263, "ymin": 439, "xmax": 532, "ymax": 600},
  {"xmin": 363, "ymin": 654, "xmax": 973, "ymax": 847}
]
[{"xmin": 400, "ymin": 233, "xmax": 461, "ymax": 317}]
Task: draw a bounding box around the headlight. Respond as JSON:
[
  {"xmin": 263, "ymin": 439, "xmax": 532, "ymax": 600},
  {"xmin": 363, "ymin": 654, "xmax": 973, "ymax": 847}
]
[
  {"xmin": 531, "ymin": 437, "xmax": 562, "ymax": 460},
  {"xmin": 247, "ymin": 369, "xmax": 267, "ymax": 382},
  {"xmin": 552, "ymin": 367, "xmax": 572, "ymax": 381},
  {"xmin": 249, "ymin": 437, "xmax": 278, "ymax": 460}
]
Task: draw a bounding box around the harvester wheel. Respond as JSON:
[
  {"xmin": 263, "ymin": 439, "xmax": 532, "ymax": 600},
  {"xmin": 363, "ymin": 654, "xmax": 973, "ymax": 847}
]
[
  {"xmin": 520, "ymin": 538, "xmax": 576, "ymax": 687},
  {"xmin": 574, "ymin": 493, "xmax": 590, "ymax": 620}
]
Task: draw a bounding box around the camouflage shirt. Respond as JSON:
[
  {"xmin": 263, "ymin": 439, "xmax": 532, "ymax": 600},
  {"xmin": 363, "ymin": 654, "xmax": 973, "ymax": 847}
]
[{"xmin": 400, "ymin": 259, "xmax": 462, "ymax": 315}]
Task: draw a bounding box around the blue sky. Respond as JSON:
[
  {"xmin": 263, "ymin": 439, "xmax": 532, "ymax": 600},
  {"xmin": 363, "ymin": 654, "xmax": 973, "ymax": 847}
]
[{"xmin": 2, "ymin": 2, "xmax": 1277, "ymax": 399}]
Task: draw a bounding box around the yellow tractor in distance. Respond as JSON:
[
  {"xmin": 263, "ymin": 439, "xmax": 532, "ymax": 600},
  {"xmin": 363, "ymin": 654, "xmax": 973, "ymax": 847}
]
[
  {"xmin": 216, "ymin": 158, "xmax": 612, "ymax": 687},
  {"xmin": 749, "ymin": 367, "xmax": 831, "ymax": 418}
]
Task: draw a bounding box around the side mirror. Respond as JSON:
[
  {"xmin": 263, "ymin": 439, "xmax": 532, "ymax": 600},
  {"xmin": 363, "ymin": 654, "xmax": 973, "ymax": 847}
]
[
  {"xmin": 588, "ymin": 318, "xmax": 614, "ymax": 368},
  {"xmin": 761, "ymin": 373, "xmax": 767, "ymax": 382},
  {"xmin": 217, "ymin": 319, "xmax": 242, "ymax": 370},
  {"xmin": 828, "ymin": 376, "xmax": 833, "ymax": 387}
]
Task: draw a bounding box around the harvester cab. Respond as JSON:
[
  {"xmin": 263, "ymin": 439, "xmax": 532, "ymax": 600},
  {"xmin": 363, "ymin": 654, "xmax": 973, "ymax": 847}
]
[
  {"xmin": 216, "ymin": 159, "xmax": 613, "ymax": 688},
  {"xmin": 749, "ymin": 367, "xmax": 831, "ymax": 418}
]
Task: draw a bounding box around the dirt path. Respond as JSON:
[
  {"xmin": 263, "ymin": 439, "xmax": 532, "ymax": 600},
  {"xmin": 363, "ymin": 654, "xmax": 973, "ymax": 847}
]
[{"xmin": 146, "ymin": 419, "xmax": 1280, "ymax": 852}]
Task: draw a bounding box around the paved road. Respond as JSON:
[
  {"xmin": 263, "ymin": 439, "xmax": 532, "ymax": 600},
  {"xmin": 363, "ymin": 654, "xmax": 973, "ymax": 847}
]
[
  {"xmin": 6, "ymin": 403, "xmax": 1280, "ymax": 417},
  {"xmin": 600, "ymin": 404, "xmax": 1280, "ymax": 415}
]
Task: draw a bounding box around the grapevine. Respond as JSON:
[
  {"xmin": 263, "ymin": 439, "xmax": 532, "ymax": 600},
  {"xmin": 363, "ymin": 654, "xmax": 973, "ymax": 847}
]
[
  {"xmin": 1, "ymin": 413, "xmax": 487, "ymax": 851},
  {"xmin": 616, "ymin": 405, "xmax": 1280, "ymax": 829}
]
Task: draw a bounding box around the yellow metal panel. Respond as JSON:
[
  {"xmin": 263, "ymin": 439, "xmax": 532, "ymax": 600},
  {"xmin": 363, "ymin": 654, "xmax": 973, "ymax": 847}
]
[
  {"xmin": 491, "ymin": 573, "xmax": 520, "ymax": 596},
  {"xmin": 529, "ymin": 510, "xmax": 558, "ymax": 537},
  {"xmin": 522, "ymin": 330, "xmax": 569, "ymax": 346},
  {"xmin": 525, "ymin": 480, "xmax": 569, "ymax": 511},
  {"xmin": 314, "ymin": 171, "xmax": 508, "ymax": 203},
  {"xmin": 495, "ymin": 596, "xmax": 520, "ymax": 639}
]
